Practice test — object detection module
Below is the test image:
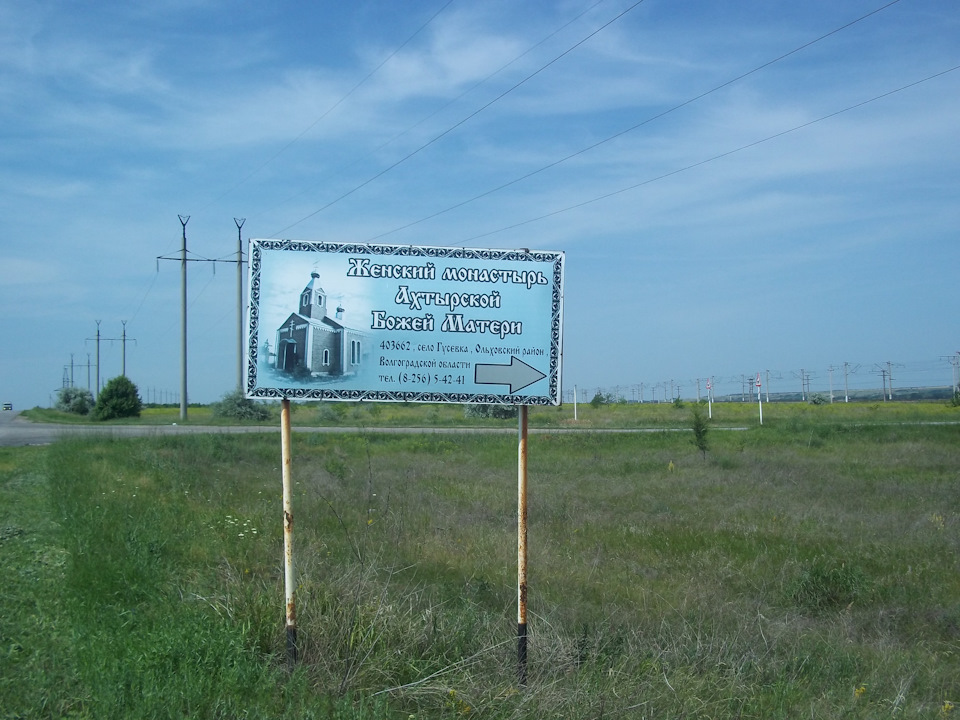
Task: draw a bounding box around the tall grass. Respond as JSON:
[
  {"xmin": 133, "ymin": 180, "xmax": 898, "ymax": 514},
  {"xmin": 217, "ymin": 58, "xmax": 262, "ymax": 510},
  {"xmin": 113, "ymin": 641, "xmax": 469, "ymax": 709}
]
[{"xmin": 1, "ymin": 411, "xmax": 958, "ymax": 717}]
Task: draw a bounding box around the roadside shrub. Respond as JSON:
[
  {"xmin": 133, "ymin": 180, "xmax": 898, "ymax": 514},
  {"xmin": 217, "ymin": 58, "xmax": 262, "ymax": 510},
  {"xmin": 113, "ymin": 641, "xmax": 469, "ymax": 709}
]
[
  {"xmin": 317, "ymin": 402, "xmax": 349, "ymax": 422},
  {"xmin": 808, "ymin": 393, "xmax": 827, "ymax": 405},
  {"xmin": 463, "ymin": 404, "xmax": 519, "ymax": 419},
  {"xmin": 91, "ymin": 376, "xmax": 142, "ymax": 421},
  {"xmin": 211, "ymin": 389, "xmax": 271, "ymax": 421},
  {"xmin": 55, "ymin": 386, "xmax": 95, "ymax": 415}
]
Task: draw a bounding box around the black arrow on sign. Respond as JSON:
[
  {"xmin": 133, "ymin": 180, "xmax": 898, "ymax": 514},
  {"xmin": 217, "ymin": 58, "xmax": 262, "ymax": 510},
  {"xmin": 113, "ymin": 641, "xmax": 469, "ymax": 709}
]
[{"xmin": 474, "ymin": 356, "xmax": 546, "ymax": 393}]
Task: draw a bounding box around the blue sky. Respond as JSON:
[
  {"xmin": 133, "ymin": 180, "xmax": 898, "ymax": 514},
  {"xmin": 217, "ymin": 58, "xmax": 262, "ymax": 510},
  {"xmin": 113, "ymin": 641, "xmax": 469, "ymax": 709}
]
[{"xmin": 1, "ymin": 0, "xmax": 958, "ymax": 409}]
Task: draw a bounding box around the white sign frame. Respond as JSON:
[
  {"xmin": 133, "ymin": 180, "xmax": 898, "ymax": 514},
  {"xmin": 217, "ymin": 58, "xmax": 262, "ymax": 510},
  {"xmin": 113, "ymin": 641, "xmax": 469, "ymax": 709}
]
[{"xmin": 245, "ymin": 240, "xmax": 564, "ymax": 405}]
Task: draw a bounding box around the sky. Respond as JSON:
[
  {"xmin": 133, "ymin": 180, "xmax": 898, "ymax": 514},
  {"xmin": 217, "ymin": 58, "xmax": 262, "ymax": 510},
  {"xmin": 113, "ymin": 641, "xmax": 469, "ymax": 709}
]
[{"xmin": 1, "ymin": 0, "xmax": 958, "ymax": 410}]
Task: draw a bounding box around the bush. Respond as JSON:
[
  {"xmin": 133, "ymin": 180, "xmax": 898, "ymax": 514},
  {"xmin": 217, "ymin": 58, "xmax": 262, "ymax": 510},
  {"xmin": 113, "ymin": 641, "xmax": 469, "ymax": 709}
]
[
  {"xmin": 91, "ymin": 376, "xmax": 142, "ymax": 421},
  {"xmin": 317, "ymin": 402, "xmax": 349, "ymax": 423},
  {"xmin": 211, "ymin": 389, "xmax": 271, "ymax": 421},
  {"xmin": 55, "ymin": 387, "xmax": 95, "ymax": 415},
  {"xmin": 463, "ymin": 404, "xmax": 519, "ymax": 419}
]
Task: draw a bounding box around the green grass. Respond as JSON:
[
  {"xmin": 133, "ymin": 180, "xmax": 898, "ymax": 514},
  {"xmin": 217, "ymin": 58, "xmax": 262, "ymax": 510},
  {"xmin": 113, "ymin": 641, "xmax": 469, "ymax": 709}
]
[
  {"xmin": 23, "ymin": 395, "xmax": 960, "ymax": 429},
  {"xmin": 1, "ymin": 404, "xmax": 959, "ymax": 718}
]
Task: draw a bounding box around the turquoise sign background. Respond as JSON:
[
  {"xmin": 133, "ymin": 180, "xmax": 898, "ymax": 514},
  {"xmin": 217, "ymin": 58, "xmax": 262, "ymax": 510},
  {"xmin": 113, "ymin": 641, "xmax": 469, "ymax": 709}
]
[{"xmin": 246, "ymin": 240, "xmax": 564, "ymax": 405}]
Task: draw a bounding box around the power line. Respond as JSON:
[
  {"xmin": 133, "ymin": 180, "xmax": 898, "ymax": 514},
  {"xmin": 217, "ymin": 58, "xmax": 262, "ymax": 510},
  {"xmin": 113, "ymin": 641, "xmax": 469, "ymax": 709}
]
[
  {"xmin": 360, "ymin": 0, "xmax": 906, "ymax": 243},
  {"xmin": 251, "ymin": 0, "xmax": 609, "ymax": 227},
  {"xmin": 271, "ymin": 0, "xmax": 649, "ymax": 236},
  {"xmin": 450, "ymin": 63, "xmax": 960, "ymax": 245}
]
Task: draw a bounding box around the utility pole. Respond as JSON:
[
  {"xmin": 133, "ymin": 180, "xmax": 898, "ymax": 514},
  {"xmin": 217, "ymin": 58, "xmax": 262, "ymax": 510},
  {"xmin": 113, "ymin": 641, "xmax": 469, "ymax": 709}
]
[
  {"xmin": 842, "ymin": 362, "xmax": 860, "ymax": 403},
  {"xmin": 95, "ymin": 322, "xmax": 100, "ymax": 395},
  {"xmin": 157, "ymin": 217, "xmax": 249, "ymax": 420},
  {"xmin": 794, "ymin": 369, "xmax": 812, "ymax": 402},
  {"xmin": 120, "ymin": 321, "xmax": 137, "ymax": 377},
  {"xmin": 87, "ymin": 321, "xmax": 102, "ymax": 399},
  {"xmin": 873, "ymin": 364, "xmax": 889, "ymax": 401},
  {"xmin": 827, "ymin": 365, "xmax": 836, "ymax": 404},
  {"xmin": 765, "ymin": 369, "xmax": 771, "ymax": 403},
  {"xmin": 945, "ymin": 353, "xmax": 960, "ymax": 396},
  {"xmin": 756, "ymin": 372, "xmax": 763, "ymax": 425},
  {"xmin": 235, "ymin": 217, "xmax": 245, "ymax": 391},
  {"xmin": 179, "ymin": 216, "xmax": 189, "ymax": 420},
  {"xmin": 87, "ymin": 322, "xmax": 136, "ymax": 394}
]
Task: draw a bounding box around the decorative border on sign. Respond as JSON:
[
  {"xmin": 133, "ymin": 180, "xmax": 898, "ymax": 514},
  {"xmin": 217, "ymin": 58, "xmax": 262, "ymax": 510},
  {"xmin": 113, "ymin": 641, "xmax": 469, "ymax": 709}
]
[{"xmin": 245, "ymin": 240, "xmax": 564, "ymax": 405}]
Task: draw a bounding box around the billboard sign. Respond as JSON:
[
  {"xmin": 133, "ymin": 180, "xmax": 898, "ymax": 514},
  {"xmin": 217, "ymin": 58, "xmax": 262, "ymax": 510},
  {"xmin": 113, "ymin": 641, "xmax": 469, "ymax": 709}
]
[{"xmin": 246, "ymin": 240, "xmax": 564, "ymax": 405}]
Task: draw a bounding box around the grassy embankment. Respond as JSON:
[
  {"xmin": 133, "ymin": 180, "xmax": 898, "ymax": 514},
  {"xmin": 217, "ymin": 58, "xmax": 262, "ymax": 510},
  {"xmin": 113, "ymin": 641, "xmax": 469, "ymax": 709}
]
[{"xmin": 2, "ymin": 402, "xmax": 958, "ymax": 718}]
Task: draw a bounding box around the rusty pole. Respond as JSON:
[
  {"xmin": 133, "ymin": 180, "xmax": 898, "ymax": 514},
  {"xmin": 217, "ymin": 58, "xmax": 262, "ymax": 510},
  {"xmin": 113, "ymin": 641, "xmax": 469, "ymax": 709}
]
[
  {"xmin": 280, "ymin": 398, "xmax": 298, "ymax": 669},
  {"xmin": 517, "ymin": 404, "xmax": 529, "ymax": 686}
]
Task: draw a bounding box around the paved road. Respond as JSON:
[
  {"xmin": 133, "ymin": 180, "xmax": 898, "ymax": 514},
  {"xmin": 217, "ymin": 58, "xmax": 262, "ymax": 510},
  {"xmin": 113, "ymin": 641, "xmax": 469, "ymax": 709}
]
[
  {"xmin": 0, "ymin": 412, "xmax": 699, "ymax": 447},
  {"xmin": 0, "ymin": 413, "xmax": 522, "ymax": 447},
  {"xmin": 0, "ymin": 412, "xmax": 276, "ymax": 447}
]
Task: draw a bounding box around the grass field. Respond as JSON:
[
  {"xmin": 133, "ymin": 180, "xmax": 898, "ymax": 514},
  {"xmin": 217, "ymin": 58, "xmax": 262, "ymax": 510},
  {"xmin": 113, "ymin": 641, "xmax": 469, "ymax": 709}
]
[
  {"xmin": 2, "ymin": 402, "xmax": 959, "ymax": 718},
  {"xmin": 24, "ymin": 394, "xmax": 960, "ymax": 428}
]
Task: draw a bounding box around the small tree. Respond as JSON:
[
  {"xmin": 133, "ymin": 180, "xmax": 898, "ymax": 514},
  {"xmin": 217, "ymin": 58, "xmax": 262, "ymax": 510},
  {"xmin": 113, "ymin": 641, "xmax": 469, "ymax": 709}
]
[
  {"xmin": 691, "ymin": 405, "xmax": 709, "ymax": 459},
  {"xmin": 590, "ymin": 392, "xmax": 606, "ymax": 409},
  {"xmin": 55, "ymin": 386, "xmax": 95, "ymax": 415},
  {"xmin": 91, "ymin": 376, "xmax": 142, "ymax": 421}
]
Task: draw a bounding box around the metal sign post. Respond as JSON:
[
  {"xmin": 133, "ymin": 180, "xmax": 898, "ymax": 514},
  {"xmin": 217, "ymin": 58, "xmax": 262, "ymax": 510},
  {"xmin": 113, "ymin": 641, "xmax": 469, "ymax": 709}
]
[
  {"xmin": 280, "ymin": 398, "xmax": 297, "ymax": 669},
  {"xmin": 517, "ymin": 405, "xmax": 529, "ymax": 686}
]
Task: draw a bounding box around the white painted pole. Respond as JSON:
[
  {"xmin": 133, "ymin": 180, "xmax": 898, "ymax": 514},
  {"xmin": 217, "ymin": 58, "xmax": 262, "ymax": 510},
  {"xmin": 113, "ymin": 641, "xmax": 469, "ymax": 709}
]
[
  {"xmin": 517, "ymin": 405, "xmax": 529, "ymax": 686},
  {"xmin": 756, "ymin": 373, "xmax": 763, "ymax": 426},
  {"xmin": 280, "ymin": 399, "xmax": 297, "ymax": 669}
]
